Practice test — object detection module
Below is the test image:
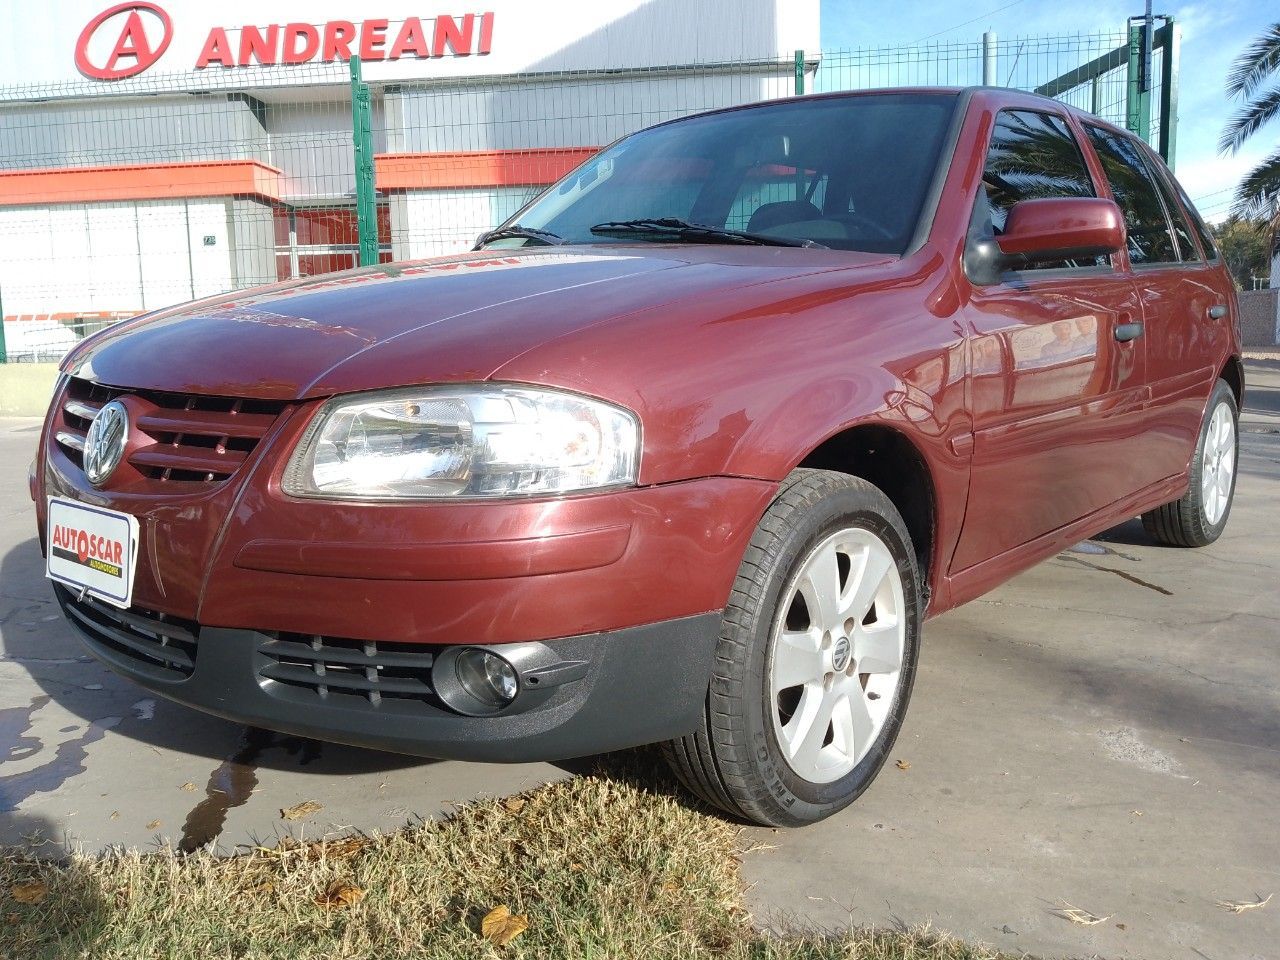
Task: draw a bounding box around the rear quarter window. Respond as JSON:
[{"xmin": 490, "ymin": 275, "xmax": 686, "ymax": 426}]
[{"xmin": 1169, "ymin": 174, "xmax": 1221, "ymax": 261}]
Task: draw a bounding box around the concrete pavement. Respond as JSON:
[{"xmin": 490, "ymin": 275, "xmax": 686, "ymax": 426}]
[{"xmin": 3, "ymin": 362, "xmax": 1278, "ymax": 959}]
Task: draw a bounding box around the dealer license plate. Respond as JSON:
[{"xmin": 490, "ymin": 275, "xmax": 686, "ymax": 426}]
[{"xmin": 45, "ymin": 497, "xmax": 140, "ymax": 610}]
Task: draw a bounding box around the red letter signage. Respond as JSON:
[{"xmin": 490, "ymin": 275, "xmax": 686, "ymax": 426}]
[{"xmin": 78, "ymin": 8, "xmax": 496, "ymax": 79}]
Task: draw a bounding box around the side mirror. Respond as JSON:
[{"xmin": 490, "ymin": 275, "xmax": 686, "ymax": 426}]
[{"xmin": 965, "ymin": 197, "xmax": 1126, "ymax": 286}]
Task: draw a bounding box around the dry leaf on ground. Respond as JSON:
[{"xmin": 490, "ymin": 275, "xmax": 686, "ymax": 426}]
[
  {"xmin": 145, "ymin": 820, "xmax": 162, "ymax": 830},
  {"xmin": 481, "ymin": 904, "xmax": 529, "ymax": 945},
  {"xmin": 319, "ymin": 837, "xmax": 368, "ymax": 862},
  {"xmin": 895, "ymin": 759, "xmax": 910, "ymax": 770},
  {"xmin": 180, "ymin": 782, "xmax": 196, "ymax": 792},
  {"xmin": 1053, "ymin": 902, "xmax": 1111, "ymax": 926},
  {"xmin": 503, "ymin": 797, "xmax": 526, "ymax": 814},
  {"xmin": 10, "ymin": 881, "xmax": 48, "ymax": 904},
  {"xmin": 1217, "ymin": 893, "xmax": 1272, "ymax": 914},
  {"xmin": 315, "ymin": 881, "xmax": 365, "ymax": 909},
  {"xmin": 280, "ymin": 800, "xmax": 323, "ymax": 821}
]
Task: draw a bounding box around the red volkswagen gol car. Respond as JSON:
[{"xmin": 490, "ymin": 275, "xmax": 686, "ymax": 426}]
[{"xmin": 34, "ymin": 88, "xmax": 1241, "ymax": 827}]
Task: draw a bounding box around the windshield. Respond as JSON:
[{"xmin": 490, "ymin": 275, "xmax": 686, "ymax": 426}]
[{"xmin": 494, "ymin": 93, "xmax": 958, "ymax": 255}]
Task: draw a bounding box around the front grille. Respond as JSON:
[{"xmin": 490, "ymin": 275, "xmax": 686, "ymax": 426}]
[
  {"xmin": 58, "ymin": 586, "xmax": 199, "ymax": 680},
  {"xmin": 258, "ymin": 634, "xmax": 440, "ymax": 708},
  {"xmin": 55, "ymin": 377, "xmax": 286, "ymax": 485}
]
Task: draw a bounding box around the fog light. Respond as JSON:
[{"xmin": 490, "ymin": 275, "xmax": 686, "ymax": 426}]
[{"xmin": 455, "ymin": 648, "xmax": 518, "ymax": 709}]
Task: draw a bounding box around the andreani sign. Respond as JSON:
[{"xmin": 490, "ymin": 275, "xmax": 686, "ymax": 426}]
[
  {"xmin": 194, "ymin": 14, "xmax": 494, "ymax": 69},
  {"xmin": 73, "ymin": 2, "xmax": 494, "ymax": 81}
]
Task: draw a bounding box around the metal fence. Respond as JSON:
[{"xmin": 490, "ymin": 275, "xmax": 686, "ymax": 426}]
[{"xmin": 0, "ymin": 23, "xmax": 1180, "ymax": 363}]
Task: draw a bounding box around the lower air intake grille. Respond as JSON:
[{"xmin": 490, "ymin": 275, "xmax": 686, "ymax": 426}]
[
  {"xmin": 58, "ymin": 586, "xmax": 199, "ymax": 680},
  {"xmin": 258, "ymin": 634, "xmax": 439, "ymax": 708}
]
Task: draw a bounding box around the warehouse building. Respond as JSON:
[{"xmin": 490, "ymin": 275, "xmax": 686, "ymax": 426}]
[{"xmin": 0, "ymin": 0, "xmax": 818, "ymax": 355}]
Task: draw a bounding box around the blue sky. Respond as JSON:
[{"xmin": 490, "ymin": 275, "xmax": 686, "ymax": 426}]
[{"xmin": 820, "ymin": 0, "xmax": 1278, "ymax": 221}]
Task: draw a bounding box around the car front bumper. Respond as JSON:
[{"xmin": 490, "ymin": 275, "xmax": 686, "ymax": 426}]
[{"xmin": 56, "ymin": 583, "xmax": 722, "ymax": 762}]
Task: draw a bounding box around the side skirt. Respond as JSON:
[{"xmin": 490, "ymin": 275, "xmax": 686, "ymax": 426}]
[{"xmin": 935, "ymin": 472, "xmax": 1188, "ymax": 613}]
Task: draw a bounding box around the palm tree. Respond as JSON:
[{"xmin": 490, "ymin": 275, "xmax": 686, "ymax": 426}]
[{"xmin": 1220, "ymin": 23, "xmax": 1280, "ymax": 225}]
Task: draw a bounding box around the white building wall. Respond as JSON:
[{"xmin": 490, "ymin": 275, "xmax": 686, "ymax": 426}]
[
  {"xmin": 391, "ymin": 187, "xmax": 539, "ymax": 260},
  {"xmin": 0, "ymin": 199, "xmax": 238, "ymax": 316}
]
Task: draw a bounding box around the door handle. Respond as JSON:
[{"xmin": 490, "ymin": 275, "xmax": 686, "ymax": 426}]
[
  {"xmin": 1208, "ymin": 304, "xmax": 1228, "ymax": 320},
  {"xmin": 1114, "ymin": 321, "xmax": 1144, "ymax": 342}
]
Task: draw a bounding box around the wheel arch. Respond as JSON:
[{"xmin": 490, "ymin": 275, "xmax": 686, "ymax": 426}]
[
  {"xmin": 794, "ymin": 422, "xmax": 937, "ymax": 603},
  {"xmin": 1219, "ymin": 354, "xmax": 1244, "ymax": 409}
]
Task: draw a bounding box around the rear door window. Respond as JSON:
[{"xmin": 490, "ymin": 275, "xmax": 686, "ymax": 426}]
[
  {"xmin": 1141, "ymin": 152, "xmax": 1201, "ymax": 261},
  {"xmin": 976, "ymin": 109, "xmax": 1104, "ymax": 269},
  {"xmin": 1084, "ymin": 127, "xmax": 1179, "ymax": 265}
]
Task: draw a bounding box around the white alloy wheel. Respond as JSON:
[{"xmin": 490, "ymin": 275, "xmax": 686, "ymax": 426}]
[
  {"xmin": 768, "ymin": 527, "xmax": 906, "ymax": 784},
  {"xmin": 1141, "ymin": 378, "xmax": 1238, "ymax": 548},
  {"xmin": 1200, "ymin": 400, "xmax": 1236, "ymax": 526},
  {"xmin": 663, "ymin": 469, "xmax": 921, "ymax": 826}
]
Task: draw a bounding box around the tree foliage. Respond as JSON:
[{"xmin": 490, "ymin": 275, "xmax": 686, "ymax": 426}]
[
  {"xmin": 1211, "ymin": 215, "xmax": 1272, "ymax": 289},
  {"xmin": 1223, "ymin": 23, "xmax": 1280, "ymax": 226}
]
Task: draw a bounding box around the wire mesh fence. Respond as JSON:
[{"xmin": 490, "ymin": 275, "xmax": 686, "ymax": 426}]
[
  {"xmin": 0, "ymin": 25, "xmax": 1175, "ymax": 362},
  {"xmin": 814, "ymin": 27, "xmax": 1171, "ymax": 149}
]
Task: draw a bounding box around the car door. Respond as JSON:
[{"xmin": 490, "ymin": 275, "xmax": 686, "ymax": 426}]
[
  {"xmin": 1082, "ymin": 125, "xmax": 1233, "ymax": 483},
  {"xmin": 951, "ymin": 107, "xmax": 1147, "ymax": 572}
]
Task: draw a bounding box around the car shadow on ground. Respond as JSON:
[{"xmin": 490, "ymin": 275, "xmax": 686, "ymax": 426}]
[
  {"xmin": 1086, "ymin": 516, "xmax": 1159, "ymax": 547},
  {"xmin": 0, "ymin": 535, "xmax": 433, "ymax": 812}
]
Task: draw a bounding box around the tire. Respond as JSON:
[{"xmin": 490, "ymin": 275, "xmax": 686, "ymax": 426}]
[
  {"xmin": 1141, "ymin": 379, "xmax": 1239, "ymax": 548},
  {"xmin": 662, "ymin": 468, "xmax": 922, "ymax": 827}
]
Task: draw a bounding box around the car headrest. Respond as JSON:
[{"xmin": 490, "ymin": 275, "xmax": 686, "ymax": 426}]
[{"xmin": 747, "ymin": 200, "xmax": 822, "ymax": 233}]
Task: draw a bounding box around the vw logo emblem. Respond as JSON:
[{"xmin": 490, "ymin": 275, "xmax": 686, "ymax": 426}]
[
  {"xmin": 831, "ymin": 636, "xmax": 851, "ymax": 672},
  {"xmin": 83, "ymin": 400, "xmax": 130, "ymax": 487}
]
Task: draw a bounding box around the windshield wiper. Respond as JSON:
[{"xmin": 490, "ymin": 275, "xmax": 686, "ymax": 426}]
[
  {"xmin": 475, "ymin": 225, "xmax": 565, "ymax": 248},
  {"xmin": 589, "ymin": 217, "xmax": 826, "ymax": 248}
]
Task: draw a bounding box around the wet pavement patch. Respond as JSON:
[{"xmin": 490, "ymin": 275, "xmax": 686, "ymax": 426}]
[
  {"xmin": 0, "ymin": 696, "xmax": 50, "ymax": 766},
  {"xmin": 1057, "ymin": 554, "xmax": 1172, "ymax": 595},
  {"xmin": 0, "ymin": 711, "xmax": 122, "ymax": 814},
  {"xmin": 178, "ymin": 727, "xmax": 323, "ymax": 853},
  {"xmin": 1066, "ymin": 539, "xmax": 1141, "ymax": 562}
]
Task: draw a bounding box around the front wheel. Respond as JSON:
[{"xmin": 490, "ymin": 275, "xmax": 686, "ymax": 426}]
[
  {"xmin": 663, "ymin": 469, "xmax": 921, "ymax": 827},
  {"xmin": 1141, "ymin": 379, "xmax": 1238, "ymax": 547}
]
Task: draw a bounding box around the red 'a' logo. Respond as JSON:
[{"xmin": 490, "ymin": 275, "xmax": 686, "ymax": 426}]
[{"xmin": 75, "ymin": 2, "xmax": 173, "ymax": 80}]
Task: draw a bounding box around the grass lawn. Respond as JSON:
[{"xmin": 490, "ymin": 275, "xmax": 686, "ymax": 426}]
[{"xmin": 2, "ymin": 752, "xmax": 1017, "ymax": 960}]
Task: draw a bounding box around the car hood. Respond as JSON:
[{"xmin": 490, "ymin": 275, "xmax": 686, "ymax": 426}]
[{"xmin": 64, "ymin": 245, "xmax": 893, "ymax": 400}]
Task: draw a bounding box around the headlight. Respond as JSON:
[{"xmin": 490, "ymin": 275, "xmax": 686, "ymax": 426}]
[{"xmin": 282, "ymin": 385, "xmax": 640, "ymax": 499}]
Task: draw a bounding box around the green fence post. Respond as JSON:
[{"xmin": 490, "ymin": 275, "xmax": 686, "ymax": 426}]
[
  {"xmin": 1156, "ymin": 18, "xmax": 1179, "ymax": 168},
  {"xmin": 350, "ymin": 55, "xmax": 378, "ymax": 268},
  {"xmin": 794, "ymin": 49, "xmax": 805, "ymax": 95},
  {"xmin": 0, "ymin": 288, "xmax": 7, "ymax": 364},
  {"xmin": 1125, "ymin": 23, "xmax": 1151, "ymax": 143}
]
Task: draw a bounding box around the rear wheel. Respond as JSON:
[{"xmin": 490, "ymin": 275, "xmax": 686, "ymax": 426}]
[
  {"xmin": 663, "ymin": 469, "xmax": 921, "ymax": 827},
  {"xmin": 1141, "ymin": 379, "xmax": 1238, "ymax": 547}
]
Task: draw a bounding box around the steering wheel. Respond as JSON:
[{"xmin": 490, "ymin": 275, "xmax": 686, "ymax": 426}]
[{"xmin": 841, "ymin": 213, "xmax": 897, "ymax": 243}]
